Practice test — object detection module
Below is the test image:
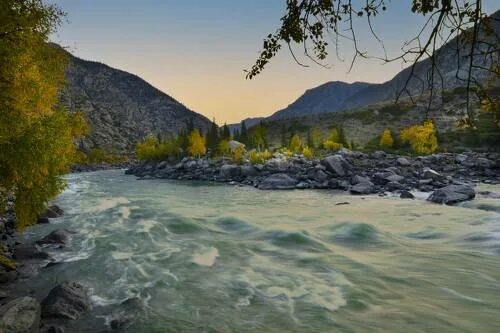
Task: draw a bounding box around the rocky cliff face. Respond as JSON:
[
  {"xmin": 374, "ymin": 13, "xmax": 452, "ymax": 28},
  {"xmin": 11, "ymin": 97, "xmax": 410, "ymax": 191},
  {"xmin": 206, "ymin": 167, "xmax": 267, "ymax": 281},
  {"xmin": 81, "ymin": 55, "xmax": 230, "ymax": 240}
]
[{"xmin": 59, "ymin": 50, "xmax": 211, "ymax": 153}]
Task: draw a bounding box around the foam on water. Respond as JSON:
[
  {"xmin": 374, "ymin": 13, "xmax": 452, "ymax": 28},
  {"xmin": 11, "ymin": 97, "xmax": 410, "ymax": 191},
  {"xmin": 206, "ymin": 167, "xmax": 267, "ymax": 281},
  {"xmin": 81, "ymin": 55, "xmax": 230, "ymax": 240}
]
[
  {"xmin": 11, "ymin": 170, "xmax": 500, "ymax": 333},
  {"xmin": 192, "ymin": 247, "xmax": 219, "ymax": 267}
]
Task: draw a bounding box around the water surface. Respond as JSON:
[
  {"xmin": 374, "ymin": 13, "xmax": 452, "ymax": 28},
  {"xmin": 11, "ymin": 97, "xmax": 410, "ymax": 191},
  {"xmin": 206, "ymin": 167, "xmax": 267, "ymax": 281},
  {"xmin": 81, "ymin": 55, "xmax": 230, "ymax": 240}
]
[{"xmin": 16, "ymin": 170, "xmax": 500, "ymax": 332}]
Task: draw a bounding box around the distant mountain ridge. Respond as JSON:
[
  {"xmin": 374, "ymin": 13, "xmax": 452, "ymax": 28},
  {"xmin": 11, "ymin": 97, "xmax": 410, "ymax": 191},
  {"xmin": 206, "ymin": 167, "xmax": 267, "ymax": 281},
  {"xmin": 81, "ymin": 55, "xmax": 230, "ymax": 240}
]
[
  {"xmin": 254, "ymin": 9, "xmax": 499, "ymax": 123},
  {"xmin": 269, "ymin": 81, "xmax": 372, "ymax": 120},
  {"xmin": 59, "ymin": 47, "xmax": 211, "ymax": 153}
]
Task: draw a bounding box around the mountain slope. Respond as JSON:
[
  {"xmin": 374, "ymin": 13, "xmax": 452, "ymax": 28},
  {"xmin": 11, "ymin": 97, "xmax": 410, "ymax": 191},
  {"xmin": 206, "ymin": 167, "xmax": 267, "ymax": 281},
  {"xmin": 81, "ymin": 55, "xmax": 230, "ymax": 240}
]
[
  {"xmin": 269, "ymin": 81, "xmax": 372, "ymax": 120},
  {"xmin": 264, "ymin": 9, "xmax": 499, "ymax": 121},
  {"xmin": 59, "ymin": 49, "xmax": 211, "ymax": 153}
]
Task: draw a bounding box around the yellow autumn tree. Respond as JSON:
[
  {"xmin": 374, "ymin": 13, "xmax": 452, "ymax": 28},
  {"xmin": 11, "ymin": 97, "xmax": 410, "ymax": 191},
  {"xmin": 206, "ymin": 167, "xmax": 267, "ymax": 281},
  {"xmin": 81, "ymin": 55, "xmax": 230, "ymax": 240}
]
[
  {"xmin": 187, "ymin": 129, "xmax": 206, "ymax": 157},
  {"xmin": 217, "ymin": 139, "xmax": 231, "ymax": 157},
  {"xmin": 231, "ymin": 145, "xmax": 245, "ymax": 164},
  {"xmin": 400, "ymin": 120, "xmax": 438, "ymax": 155},
  {"xmin": 379, "ymin": 129, "xmax": 394, "ymax": 149},
  {"xmin": 0, "ymin": 1, "xmax": 88, "ymax": 230},
  {"xmin": 289, "ymin": 134, "xmax": 302, "ymax": 154}
]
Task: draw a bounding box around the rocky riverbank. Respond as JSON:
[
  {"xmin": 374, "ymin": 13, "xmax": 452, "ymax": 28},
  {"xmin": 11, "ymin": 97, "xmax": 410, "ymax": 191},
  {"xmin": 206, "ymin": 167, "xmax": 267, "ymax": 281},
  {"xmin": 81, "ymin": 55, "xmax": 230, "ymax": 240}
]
[
  {"xmin": 126, "ymin": 149, "xmax": 500, "ymax": 204},
  {"xmin": 0, "ymin": 203, "xmax": 97, "ymax": 333}
]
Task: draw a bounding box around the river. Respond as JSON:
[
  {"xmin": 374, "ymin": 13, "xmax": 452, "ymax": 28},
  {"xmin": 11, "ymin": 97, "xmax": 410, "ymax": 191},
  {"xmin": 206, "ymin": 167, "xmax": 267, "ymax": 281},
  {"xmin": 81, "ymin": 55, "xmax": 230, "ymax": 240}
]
[{"xmin": 14, "ymin": 170, "xmax": 500, "ymax": 332}]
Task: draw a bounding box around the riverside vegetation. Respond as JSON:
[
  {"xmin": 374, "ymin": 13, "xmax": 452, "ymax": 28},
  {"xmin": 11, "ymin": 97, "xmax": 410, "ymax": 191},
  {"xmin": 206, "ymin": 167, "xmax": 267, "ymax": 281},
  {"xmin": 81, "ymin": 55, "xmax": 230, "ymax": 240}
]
[{"xmin": 0, "ymin": 1, "xmax": 499, "ymax": 333}]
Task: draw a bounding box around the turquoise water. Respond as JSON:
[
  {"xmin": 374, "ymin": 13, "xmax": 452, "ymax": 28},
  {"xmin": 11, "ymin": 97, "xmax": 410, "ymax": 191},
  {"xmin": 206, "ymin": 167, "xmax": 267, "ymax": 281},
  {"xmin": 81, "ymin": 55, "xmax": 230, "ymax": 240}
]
[{"xmin": 16, "ymin": 170, "xmax": 500, "ymax": 332}]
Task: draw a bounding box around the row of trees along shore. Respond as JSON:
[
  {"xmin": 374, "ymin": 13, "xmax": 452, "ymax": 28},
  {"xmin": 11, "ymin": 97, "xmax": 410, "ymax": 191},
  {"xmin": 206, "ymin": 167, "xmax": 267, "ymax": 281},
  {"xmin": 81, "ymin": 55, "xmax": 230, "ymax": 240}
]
[{"xmin": 135, "ymin": 118, "xmax": 440, "ymax": 163}]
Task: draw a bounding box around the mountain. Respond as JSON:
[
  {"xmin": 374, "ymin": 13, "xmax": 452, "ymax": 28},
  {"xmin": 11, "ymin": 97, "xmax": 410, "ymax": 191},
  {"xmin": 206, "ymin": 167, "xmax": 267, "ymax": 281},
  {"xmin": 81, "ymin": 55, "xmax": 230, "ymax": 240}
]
[
  {"xmin": 262, "ymin": 9, "xmax": 499, "ymax": 121},
  {"xmin": 59, "ymin": 48, "xmax": 211, "ymax": 153},
  {"xmin": 269, "ymin": 81, "xmax": 372, "ymax": 120},
  {"xmin": 227, "ymin": 117, "xmax": 264, "ymax": 134}
]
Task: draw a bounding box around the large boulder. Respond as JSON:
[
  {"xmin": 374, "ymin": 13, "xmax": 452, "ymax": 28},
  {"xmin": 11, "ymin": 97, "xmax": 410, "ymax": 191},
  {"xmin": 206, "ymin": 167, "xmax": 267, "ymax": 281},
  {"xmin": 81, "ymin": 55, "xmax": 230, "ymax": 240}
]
[
  {"xmin": 219, "ymin": 164, "xmax": 241, "ymax": 179},
  {"xmin": 321, "ymin": 155, "xmax": 350, "ymax": 177},
  {"xmin": 350, "ymin": 181, "xmax": 375, "ymax": 195},
  {"xmin": 258, "ymin": 174, "xmax": 297, "ymax": 190},
  {"xmin": 228, "ymin": 140, "xmax": 245, "ymax": 152},
  {"xmin": 427, "ymin": 185, "xmax": 475, "ymax": 205},
  {"xmin": 240, "ymin": 165, "xmax": 259, "ymax": 177},
  {"xmin": 13, "ymin": 244, "xmax": 49, "ymax": 261},
  {"xmin": 40, "ymin": 205, "xmax": 64, "ymax": 219},
  {"xmin": 41, "ymin": 282, "xmax": 91, "ymax": 320},
  {"xmin": 0, "ymin": 297, "xmax": 41, "ymax": 333},
  {"xmin": 36, "ymin": 229, "xmax": 72, "ymax": 247}
]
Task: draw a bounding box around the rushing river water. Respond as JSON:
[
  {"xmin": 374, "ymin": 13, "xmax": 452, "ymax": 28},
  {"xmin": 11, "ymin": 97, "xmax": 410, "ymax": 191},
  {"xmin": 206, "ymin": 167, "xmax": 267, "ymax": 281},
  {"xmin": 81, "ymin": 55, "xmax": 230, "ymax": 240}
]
[{"xmin": 14, "ymin": 170, "xmax": 500, "ymax": 332}]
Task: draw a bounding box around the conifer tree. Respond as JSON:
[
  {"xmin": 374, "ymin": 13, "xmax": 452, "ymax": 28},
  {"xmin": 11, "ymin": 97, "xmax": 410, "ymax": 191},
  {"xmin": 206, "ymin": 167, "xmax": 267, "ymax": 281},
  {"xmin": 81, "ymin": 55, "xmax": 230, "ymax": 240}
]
[{"xmin": 240, "ymin": 121, "xmax": 248, "ymax": 145}]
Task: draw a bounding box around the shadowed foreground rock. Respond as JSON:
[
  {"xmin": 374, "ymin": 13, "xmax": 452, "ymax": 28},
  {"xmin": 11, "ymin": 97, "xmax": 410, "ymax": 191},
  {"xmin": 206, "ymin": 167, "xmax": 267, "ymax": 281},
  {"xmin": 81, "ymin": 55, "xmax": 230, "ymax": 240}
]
[
  {"xmin": 36, "ymin": 229, "xmax": 72, "ymax": 247},
  {"xmin": 0, "ymin": 297, "xmax": 41, "ymax": 333},
  {"xmin": 41, "ymin": 282, "xmax": 90, "ymax": 320},
  {"xmin": 427, "ymin": 184, "xmax": 475, "ymax": 205}
]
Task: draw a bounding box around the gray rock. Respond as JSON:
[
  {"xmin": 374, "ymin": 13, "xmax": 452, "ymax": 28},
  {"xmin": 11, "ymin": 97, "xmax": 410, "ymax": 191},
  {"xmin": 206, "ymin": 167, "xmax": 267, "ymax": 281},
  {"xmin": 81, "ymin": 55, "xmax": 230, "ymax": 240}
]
[
  {"xmin": 427, "ymin": 184, "xmax": 475, "ymax": 205},
  {"xmin": 219, "ymin": 164, "xmax": 241, "ymax": 178},
  {"xmin": 321, "ymin": 155, "xmax": 350, "ymax": 177},
  {"xmin": 295, "ymin": 181, "xmax": 310, "ymax": 189},
  {"xmin": 422, "ymin": 168, "xmax": 441, "ymax": 179},
  {"xmin": 314, "ymin": 169, "xmax": 328, "ymax": 182},
  {"xmin": 36, "ymin": 229, "xmax": 72, "ymax": 247},
  {"xmin": 258, "ymin": 174, "xmax": 297, "ymax": 190},
  {"xmin": 385, "ymin": 174, "xmax": 405, "ymax": 183},
  {"xmin": 350, "ymin": 181, "xmax": 375, "ymax": 195},
  {"xmin": 400, "ymin": 190, "xmax": 415, "ymax": 199},
  {"xmin": 13, "ymin": 244, "xmax": 49, "ymax": 261},
  {"xmin": 476, "ymin": 157, "xmax": 493, "ymax": 168},
  {"xmin": 0, "ymin": 267, "xmax": 18, "ymax": 284},
  {"xmin": 41, "ymin": 282, "xmax": 91, "ymax": 320},
  {"xmin": 40, "ymin": 205, "xmax": 64, "ymax": 219},
  {"xmin": 0, "ymin": 297, "xmax": 41, "ymax": 333},
  {"xmin": 396, "ymin": 157, "xmax": 411, "ymax": 166},
  {"xmin": 351, "ymin": 175, "xmax": 370, "ymax": 185},
  {"xmin": 455, "ymin": 154, "xmax": 468, "ymax": 163},
  {"xmin": 264, "ymin": 158, "xmax": 290, "ymax": 172},
  {"xmin": 372, "ymin": 151, "xmax": 386, "ymax": 159},
  {"xmin": 240, "ymin": 165, "xmax": 258, "ymax": 177},
  {"xmin": 386, "ymin": 181, "xmax": 405, "ymax": 191},
  {"xmin": 372, "ymin": 172, "xmax": 393, "ymax": 185}
]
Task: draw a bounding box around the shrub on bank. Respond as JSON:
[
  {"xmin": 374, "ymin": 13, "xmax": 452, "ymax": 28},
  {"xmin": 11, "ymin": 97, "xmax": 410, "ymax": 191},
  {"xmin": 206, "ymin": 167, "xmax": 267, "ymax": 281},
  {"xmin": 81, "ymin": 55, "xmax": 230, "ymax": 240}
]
[
  {"xmin": 249, "ymin": 149, "xmax": 272, "ymax": 164},
  {"xmin": 323, "ymin": 140, "xmax": 343, "ymax": 151}
]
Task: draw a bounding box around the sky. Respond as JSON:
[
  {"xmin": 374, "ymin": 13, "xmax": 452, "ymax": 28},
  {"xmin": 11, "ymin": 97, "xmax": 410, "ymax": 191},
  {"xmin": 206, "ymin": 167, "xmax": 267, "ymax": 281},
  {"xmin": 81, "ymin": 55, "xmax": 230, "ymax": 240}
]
[{"xmin": 50, "ymin": 1, "xmax": 499, "ymax": 124}]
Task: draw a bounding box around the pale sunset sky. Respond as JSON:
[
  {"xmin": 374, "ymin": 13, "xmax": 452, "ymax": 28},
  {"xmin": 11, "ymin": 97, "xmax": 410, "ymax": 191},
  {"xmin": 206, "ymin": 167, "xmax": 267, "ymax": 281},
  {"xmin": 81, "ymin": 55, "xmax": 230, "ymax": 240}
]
[{"xmin": 50, "ymin": 1, "xmax": 499, "ymax": 124}]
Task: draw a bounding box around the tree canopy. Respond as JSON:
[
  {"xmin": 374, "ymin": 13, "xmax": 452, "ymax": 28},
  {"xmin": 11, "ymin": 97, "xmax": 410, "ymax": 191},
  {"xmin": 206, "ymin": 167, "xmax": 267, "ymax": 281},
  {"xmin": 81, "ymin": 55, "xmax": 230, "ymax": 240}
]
[{"xmin": 0, "ymin": 0, "xmax": 87, "ymax": 230}]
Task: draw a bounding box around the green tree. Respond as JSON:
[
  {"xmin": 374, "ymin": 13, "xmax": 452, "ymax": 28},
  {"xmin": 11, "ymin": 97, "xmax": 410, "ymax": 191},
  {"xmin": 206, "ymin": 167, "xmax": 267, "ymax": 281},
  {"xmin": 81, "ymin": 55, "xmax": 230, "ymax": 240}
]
[
  {"xmin": 310, "ymin": 127, "xmax": 322, "ymax": 149},
  {"xmin": 206, "ymin": 118, "xmax": 219, "ymax": 156},
  {"xmin": 250, "ymin": 122, "xmax": 267, "ymax": 150},
  {"xmin": 0, "ymin": 0, "xmax": 88, "ymax": 230},
  {"xmin": 239, "ymin": 121, "xmax": 248, "ymax": 145}
]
